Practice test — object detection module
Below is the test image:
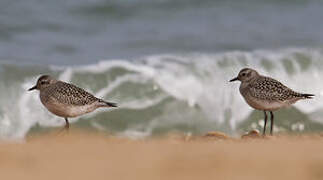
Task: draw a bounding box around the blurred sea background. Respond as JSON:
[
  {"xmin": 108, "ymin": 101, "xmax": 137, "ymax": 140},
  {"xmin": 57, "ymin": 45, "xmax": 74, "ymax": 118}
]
[{"xmin": 1, "ymin": 0, "xmax": 323, "ymax": 139}]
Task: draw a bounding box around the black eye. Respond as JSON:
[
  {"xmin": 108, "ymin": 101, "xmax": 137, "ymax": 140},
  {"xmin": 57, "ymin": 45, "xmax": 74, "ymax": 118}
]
[
  {"xmin": 40, "ymin": 81, "xmax": 47, "ymax": 85},
  {"xmin": 241, "ymin": 73, "xmax": 246, "ymax": 76}
]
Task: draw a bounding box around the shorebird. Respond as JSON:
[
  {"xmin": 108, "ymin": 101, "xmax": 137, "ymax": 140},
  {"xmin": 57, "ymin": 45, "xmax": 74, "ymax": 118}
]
[
  {"xmin": 230, "ymin": 68, "xmax": 314, "ymax": 136},
  {"xmin": 29, "ymin": 75, "xmax": 117, "ymax": 130}
]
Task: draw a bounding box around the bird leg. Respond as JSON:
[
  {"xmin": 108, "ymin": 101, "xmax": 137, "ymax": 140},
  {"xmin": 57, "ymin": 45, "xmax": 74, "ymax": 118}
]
[
  {"xmin": 55, "ymin": 118, "xmax": 70, "ymax": 136},
  {"xmin": 64, "ymin": 118, "xmax": 70, "ymax": 130},
  {"xmin": 263, "ymin": 111, "xmax": 268, "ymax": 136},
  {"xmin": 270, "ymin": 111, "xmax": 274, "ymax": 136}
]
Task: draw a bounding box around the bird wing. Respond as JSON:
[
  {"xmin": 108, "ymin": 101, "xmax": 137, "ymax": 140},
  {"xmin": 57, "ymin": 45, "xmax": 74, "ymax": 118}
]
[
  {"xmin": 248, "ymin": 76, "xmax": 302, "ymax": 101},
  {"xmin": 52, "ymin": 81, "xmax": 99, "ymax": 106}
]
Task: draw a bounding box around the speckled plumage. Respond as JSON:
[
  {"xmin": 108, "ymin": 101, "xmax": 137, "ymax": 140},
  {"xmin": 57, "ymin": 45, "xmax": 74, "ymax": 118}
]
[
  {"xmin": 29, "ymin": 75, "xmax": 117, "ymax": 130},
  {"xmin": 230, "ymin": 68, "xmax": 313, "ymax": 135},
  {"xmin": 41, "ymin": 81, "xmax": 99, "ymax": 106},
  {"xmin": 247, "ymin": 76, "xmax": 305, "ymax": 102}
]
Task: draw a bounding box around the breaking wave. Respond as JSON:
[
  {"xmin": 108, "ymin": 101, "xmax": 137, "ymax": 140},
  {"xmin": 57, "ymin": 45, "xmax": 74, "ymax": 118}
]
[{"xmin": 0, "ymin": 48, "xmax": 323, "ymax": 139}]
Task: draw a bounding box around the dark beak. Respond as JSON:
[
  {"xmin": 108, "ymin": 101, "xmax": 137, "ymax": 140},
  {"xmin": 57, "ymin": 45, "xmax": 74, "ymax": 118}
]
[
  {"xmin": 28, "ymin": 85, "xmax": 37, "ymax": 91},
  {"xmin": 229, "ymin": 77, "xmax": 239, "ymax": 82}
]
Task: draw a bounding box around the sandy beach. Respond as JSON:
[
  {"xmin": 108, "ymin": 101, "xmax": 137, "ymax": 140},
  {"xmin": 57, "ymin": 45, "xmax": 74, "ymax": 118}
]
[
  {"xmin": 1, "ymin": 1, "xmax": 323, "ymax": 180},
  {"xmin": 0, "ymin": 131, "xmax": 322, "ymax": 180}
]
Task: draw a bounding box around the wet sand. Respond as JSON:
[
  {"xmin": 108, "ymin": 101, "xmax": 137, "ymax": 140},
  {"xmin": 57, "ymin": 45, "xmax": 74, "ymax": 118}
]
[{"xmin": 1, "ymin": 131, "xmax": 323, "ymax": 180}]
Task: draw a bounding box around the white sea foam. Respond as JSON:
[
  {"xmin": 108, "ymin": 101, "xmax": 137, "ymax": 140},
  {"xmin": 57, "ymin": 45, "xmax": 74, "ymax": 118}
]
[{"xmin": 0, "ymin": 48, "xmax": 323, "ymax": 139}]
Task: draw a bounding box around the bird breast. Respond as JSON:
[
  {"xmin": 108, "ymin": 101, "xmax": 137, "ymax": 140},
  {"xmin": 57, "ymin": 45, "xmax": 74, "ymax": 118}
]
[
  {"xmin": 239, "ymin": 83, "xmax": 290, "ymax": 111},
  {"xmin": 40, "ymin": 92, "xmax": 98, "ymax": 118}
]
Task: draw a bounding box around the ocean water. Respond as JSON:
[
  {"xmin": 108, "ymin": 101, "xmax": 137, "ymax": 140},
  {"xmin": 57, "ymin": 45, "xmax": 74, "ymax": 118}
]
[
  {"xmin": 1, "ymin": 48, "xmax": 323, "ymax": 139},
  {"xmin": 0, "ymin": 0, "xmax": 323, "ymax": 139}
]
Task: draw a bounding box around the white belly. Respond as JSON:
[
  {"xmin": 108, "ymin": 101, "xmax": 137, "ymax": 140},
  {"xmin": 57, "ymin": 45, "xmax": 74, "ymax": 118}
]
[
  {"xmin": 42, "ymin": 100, "xmax": 97, "ymax": 118},
  {"xmin": 243, "ymin": 96, "xmax": 289, "ymax": 111}
]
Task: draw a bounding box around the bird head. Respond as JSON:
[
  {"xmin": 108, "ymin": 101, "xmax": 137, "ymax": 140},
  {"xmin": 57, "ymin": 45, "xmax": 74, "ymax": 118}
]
[
  {"xmin": 28, "ymin": 75, "xmax": 57, "ymax": 91},
  {"xmin": 230, "ymin": 68, "xmax": 259, "ymax": 83}
]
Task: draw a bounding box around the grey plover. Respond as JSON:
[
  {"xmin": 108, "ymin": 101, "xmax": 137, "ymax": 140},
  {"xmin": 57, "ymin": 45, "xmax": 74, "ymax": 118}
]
[
  {"xmin": 29, "ymin": 75, "xmax": 117, "ymax": 130},
  {"xmin": 230, "ymin": 68, "xmax": 314, "ymax": 136}
]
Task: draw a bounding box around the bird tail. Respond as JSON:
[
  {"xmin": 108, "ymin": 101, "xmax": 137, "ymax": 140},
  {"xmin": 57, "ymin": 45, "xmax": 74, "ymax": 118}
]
[
  {"xmin": 98, "ymin": 100, "xmax": 118, "ymax": 107},
  {"xmin": 301, "ymin": 93, "xmax": 315, "ymax": 99}
]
